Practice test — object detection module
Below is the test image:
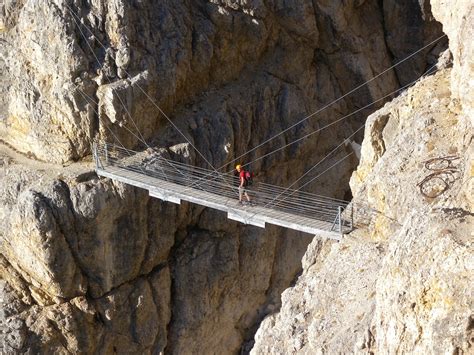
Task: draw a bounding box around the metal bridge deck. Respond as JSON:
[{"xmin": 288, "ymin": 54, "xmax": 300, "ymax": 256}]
[
  {"xmin": 94, "ymin": 143, "xmax": 353, "ymax": 240},
  {"xmin": 97, "ymin": 166, "xmax": 342, "ymax": 240}
]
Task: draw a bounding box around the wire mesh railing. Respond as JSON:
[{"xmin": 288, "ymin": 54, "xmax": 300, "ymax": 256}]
[{"xmin": 93, "ymin": 142, "xmax": 360, "ymax": 233}]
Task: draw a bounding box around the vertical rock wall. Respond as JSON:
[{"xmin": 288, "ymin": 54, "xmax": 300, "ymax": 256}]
[
  {"xmin": 1, "ymin": 1, "xmax": 442, "ymax": 173},
  {"xmin": 431, "ymin": 0, "xmax": 474, "ymax": 121}
]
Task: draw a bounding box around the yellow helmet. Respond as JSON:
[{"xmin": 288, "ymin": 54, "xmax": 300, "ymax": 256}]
[{"xmin": 235, "ymin": 164, "xmax": 242, "ymax": 170}]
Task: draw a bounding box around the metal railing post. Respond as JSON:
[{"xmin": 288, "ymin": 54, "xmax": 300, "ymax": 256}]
[
  {"xmin": 330, "ymin": 207, "xmax": 338, "ymax": 232},
  {"xmin": 95, "ymin": 141, "xmax": 105, "ymax": 170}
]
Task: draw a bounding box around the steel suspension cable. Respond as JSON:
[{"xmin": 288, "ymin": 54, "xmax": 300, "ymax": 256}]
[
  {"xmin": 67, "ymin": 6, "xmax": 232, "ymax": 187},
  {"xmin": 184, "ymin": 58, "xmax": 450, "ymax": 195},
  {"xmin": 4, "ymin": 12, "xmax": 358, "ymax": 227},
  {"xmin": 296, "ymin": 62, "xmax": 445, "ymax": 196},
  {"xmin": 65, "ymin": 5, "xmax": 258, "ymax": 222},
  {"xmin": 66, "ymin": 5, "xmax": 446, "ymax": 187},
  {"xmin": 68, "ymin": 10, "xmax": 149, "ymax": 149},
  {"xmin": 67, "ymin": 5, "xmax": 448, "ymax": 207},
  {"xmin": 234, "ymin": 59, "xmax": 446, "ymax": 225},
  {"xmin": 237, "ymin": 58, "xmax": 446, "ymax": 173},
  {"xmin": 66, "ymin": 6, "xmax": 228, "ymax": 181},
  {"xmin": 74, "ymin": 85, "xmax": 175, "ymax": 180},
  {"xmin": 215, "ymin": 34, "xmax": 447, "ymax": 172},
  {"xmin": 283, "ymin": 124, "xmax": 365, "ymax": 193},
  {"xmin": 259, "ymin": 59, "xmax": 447, "ymax": 213},
  {"xmin": 65, "ymin": 6, "xmax": 449, "ymax": 223}
]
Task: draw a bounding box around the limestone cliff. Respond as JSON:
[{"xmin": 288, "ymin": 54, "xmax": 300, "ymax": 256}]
[
  {"xmin": 252, "ymin": 1, "xmax": 473, "ymax": 353},
  {"xmin": 252, "ymin": 68, "xmax": 473, "ymax": 354},
  {"xmin": 431, "ymin": 0, "xmax": 474, "ymax": 120},
  {"xmin": 1, "ymin": 1, "xmax": 464, "ymax": 354}
]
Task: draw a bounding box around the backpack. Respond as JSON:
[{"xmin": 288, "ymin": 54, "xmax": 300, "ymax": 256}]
[{"xmin": 243, "ymin": 170, "xmax": 254, "ymax": 186}]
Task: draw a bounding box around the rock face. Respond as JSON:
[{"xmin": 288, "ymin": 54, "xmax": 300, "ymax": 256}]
[
  {"xmin": 1, "ymin": 0, "xmax": 442, "ymax": 170},
  {"xmin": 0, "ymin": 147, "xmax": 175, "ymax": 353},
  {"xmin": 252, "ymin": 63, "xmax": 473, "ymax": 354},
  {"xmin": 431, "ymin": 0, "xmax": 474, "ymax": 120},
  {"xmin": 252, "ymin": 233, "xmax": 385, "ymax": 354},
  {"xmin": 1, "ymin": 0, "xmax": 462, "ymax": 354},
  {"xmin": 0, "ymin": 144, "xmax": 313, "ymax": 354},
  {"xmin": 250, "ymin": 3, "xmax": 472, "ymax": 353}
]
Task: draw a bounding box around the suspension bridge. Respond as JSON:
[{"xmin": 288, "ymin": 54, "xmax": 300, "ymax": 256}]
[
  {"xmin": 66, "ymin": 3, "xmax": 442, "ymax": 241},
  {"xmin": 93, "ymin": 143, "xmax": 355, "ymax": 240}
]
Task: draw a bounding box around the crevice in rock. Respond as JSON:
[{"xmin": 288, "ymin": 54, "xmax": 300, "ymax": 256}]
[
  {"xmin": 137, "ymin": 197, "xmax": 154, "ymax": 273},
  {"xmin": 0, "ymin": 256, "xmax": 38, "ymax": 310},
  {"xmin": 90, "ymin": 262, "xmax": 168, "ymax": 302},
  {"xmin": 45, "ymin": 316, "xmax": 71, "ymax": 353},
  {"xmin": 40, "ymin": 183, "xmax": 90, "ymax": 289},
  {"xmin": 163, "ymin": 264, "xmax": 178, "ymax": 355},
  {"xmin": 238, "ymin": 238, "xmax": 281, "ymax": 354},
  {"xmin": 377, "ymin": 0, "xmax": 401, "ymax": 88},
  {"xmin": 147, "ymin": 277, "xmax": 163, "ymax": 351},
  {"xmin": 264, "ymin": 70, "xmax": 299, "ymax": 88}
]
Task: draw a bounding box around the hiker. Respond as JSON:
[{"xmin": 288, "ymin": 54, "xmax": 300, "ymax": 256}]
[{"xmin": 235, "ymin": 164, "xmax": 252, "ymax": 205}]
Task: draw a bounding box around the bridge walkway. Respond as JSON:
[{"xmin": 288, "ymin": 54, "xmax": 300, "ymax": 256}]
[{"xmin": 94, "ymin": 143, "xmax": 354, "ymax": 240}]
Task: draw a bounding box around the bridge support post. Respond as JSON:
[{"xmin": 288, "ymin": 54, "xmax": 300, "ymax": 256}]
[{"xmin": 92, "ymin": 141, "xmax": 103, "ymax": 169}]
